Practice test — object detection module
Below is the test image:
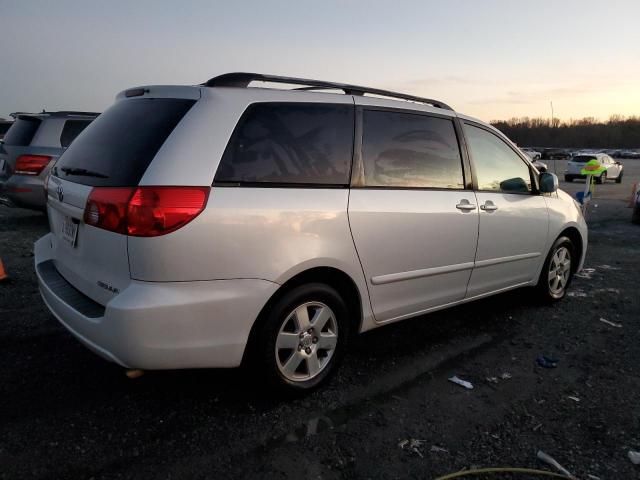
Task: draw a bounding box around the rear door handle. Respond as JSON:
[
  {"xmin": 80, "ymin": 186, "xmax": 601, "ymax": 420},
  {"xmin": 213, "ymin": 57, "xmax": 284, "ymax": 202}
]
[
  {"xmin": 480, "ymin": 201, "xmax": 498, "ymax": 212},
  {"xmin": 456, "ymin": 199, "xmax": 477, "ymax": 211}
]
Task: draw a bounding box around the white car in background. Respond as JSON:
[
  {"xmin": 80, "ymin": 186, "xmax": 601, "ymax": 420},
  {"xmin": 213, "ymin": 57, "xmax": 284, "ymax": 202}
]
[
  {"xmin": 565, "ymin": 153, "xmax": 624, "ymax": 184},
  {"xmin": 522, "ymin": 148, "xmax": 541, "ymax": 160},
  {"xmin": 520, "ymin": 148, "xmax": 547, "ymax": 172}
]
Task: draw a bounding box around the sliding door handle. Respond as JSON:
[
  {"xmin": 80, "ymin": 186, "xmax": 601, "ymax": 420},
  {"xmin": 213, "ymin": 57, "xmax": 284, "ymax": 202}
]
[{"xmin": 456, "ymin": 199, "xmax": 477, "ymax": 211}]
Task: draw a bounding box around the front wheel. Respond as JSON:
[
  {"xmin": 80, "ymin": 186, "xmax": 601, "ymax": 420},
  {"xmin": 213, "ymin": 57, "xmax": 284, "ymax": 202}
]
[
  {"xmin": 255, "ymin": 283, "xmax": 350, "ymax": 393},
  {"xmin": 536, "ymin": 236, "xmax": 574, "ymax": 302}
]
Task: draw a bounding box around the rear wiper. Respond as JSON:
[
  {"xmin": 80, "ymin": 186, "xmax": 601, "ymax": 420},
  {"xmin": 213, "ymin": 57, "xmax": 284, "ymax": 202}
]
[{"xmin": 60, "ymin": 167, "xmax": 109, "ymax": 179}]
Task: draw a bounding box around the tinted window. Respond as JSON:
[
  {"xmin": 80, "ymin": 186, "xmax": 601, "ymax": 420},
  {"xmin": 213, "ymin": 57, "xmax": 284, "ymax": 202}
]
[
  {"xmin": 215, "ymin": 103, "xmax": 354, "ymax": 185},
  {"xmin": 464, "ymin": 124, "xmax": 532, "ymax": 193},
  {"xmin": 60, "ymin": 119, "xmax": 93, "ymax": 148},
  {"xmin": 3, "ymin": 117, "xmax": 41, "ymax": 146},
  {"xmin": 361, "ymin": 110, "xmax": 463, "ymax": 189},
  {"xmin": 55, "ymin": 98, "xmax": 195, "ymax": 187}
]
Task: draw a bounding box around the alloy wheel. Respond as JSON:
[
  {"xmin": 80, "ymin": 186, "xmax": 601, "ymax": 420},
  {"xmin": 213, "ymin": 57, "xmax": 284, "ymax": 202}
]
[
  {"xmin": 548, "ymin": 246, "xmax": 571, "ymax": 296},
  {"xmin": 275, "ymin": 302, "xmax": 338, "ymax": 382}
]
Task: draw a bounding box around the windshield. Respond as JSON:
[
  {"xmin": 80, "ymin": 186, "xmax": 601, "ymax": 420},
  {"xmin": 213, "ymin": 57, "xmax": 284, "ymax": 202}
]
[{"xmin": 572, "ymin": 155, "xmax": 597, "ymax": 163}]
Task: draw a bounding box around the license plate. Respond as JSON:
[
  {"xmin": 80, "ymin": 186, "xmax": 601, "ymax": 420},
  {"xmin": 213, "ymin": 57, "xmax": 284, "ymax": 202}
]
[{"xmin": 61, "ymin": 216, "xmax": 79, "ymax": 247}]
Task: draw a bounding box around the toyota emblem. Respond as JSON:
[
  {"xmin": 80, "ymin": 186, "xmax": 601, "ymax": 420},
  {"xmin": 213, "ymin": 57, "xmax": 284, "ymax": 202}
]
[{"xmin": 57, "ymin": 185, "xmax": 64, "ymax": 202}]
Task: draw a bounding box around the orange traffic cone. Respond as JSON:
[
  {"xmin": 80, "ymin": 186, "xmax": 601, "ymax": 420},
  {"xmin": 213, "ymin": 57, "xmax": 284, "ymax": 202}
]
[{"xmin": 0, "ymin": 258, "xmax": 8, "ymax": 282}]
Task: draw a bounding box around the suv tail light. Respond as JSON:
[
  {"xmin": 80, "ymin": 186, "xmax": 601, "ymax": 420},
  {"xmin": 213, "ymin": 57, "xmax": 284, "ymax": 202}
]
[
  {"xmin": 84, "ymin": 186, "xmax": 210, "ymax": 237},
  {"xmin": 14, "ymin": 155, "xmax": 52, "ymax": 175}
]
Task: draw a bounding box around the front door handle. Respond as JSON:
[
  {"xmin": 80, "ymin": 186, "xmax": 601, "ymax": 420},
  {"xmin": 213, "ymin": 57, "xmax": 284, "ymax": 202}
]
[
  {"xmin": 480, "ymin": 201, "xmax": 498, "ymax": 212},
  {"xmin": 456, "ymin": 199, "xmax": 477, "ymax": 211}
]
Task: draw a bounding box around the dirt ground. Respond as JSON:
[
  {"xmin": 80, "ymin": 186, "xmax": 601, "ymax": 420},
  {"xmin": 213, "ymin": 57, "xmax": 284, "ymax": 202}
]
[{"xmin": 1, "ymin": 162, "xmax": 639, "ymax": 479}]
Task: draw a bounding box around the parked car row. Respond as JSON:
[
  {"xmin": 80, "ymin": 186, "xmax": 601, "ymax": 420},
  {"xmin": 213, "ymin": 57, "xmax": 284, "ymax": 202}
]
[
  {"xmin": 5, "ymin": 72, "xmax": 588, "ymax": 392},
  {"xmin": 0, "ymin": 111, "xmax": 99, "ymax": 210},
  {"xmin": 564, "ymin": 153, "xmax": 624, "ymax": 184}
]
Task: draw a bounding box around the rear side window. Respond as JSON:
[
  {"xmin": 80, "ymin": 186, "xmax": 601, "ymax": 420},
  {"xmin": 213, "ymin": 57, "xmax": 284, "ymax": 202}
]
[
  {"xmin": 215, "ymin": 103, "xmax": 354, "ymax": 185},
  {"xmin": 572, "ymin": 155, "xmax": 596, "ymax": 163},
  {"xmin": 60, "ymin": 119, "xmax": 93, "ymax": 148},
  {"xmin": 3, "ymin": 117, "xmax": 42, "ymax": 146},
  {"xmin": 361, "ymin": 110, "xmax": 464, "ymax": 189},
  {"xmin": 55, "ymin": 98, "xmax": 195, "ymax": 187}
]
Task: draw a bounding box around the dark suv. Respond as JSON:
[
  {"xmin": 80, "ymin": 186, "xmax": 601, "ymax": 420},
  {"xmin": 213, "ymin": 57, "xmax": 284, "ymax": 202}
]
[{"xmin": 0, "ymin": 111, "xmax": 99, "ymax": 210}]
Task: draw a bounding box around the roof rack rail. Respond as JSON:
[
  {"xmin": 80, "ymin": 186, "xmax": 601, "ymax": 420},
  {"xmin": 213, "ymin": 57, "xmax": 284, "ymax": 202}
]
[
  {"xmin": 202, "ymin": 72, "xmax": 453, "ymax": 111},
  {"xmin": 10, "ymin": 110, "xmax": 100, "ymax": 119}
]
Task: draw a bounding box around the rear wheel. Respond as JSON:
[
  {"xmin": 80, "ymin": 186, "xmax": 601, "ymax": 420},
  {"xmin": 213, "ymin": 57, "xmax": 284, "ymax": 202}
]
[
  {"xmin": 255, "ymin": 283, "xmax": 349, "ymax": 393},
  {"xmin": 536, "ymin": 236, "xmax": 574, "ymax": 302},
  {"xmin": 615, "ymin": 171, "xmax": 623, "ymax": 184}
]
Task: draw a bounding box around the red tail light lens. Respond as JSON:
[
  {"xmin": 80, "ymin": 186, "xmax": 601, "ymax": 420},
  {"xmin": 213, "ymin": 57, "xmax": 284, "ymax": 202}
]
[
  {"xmin": 84, "ymin": 186, "xmax": 210, "ymax": 237},
  {"xmin": 14, "ymin": 155, "xmax": 52, "ymax": 175}
]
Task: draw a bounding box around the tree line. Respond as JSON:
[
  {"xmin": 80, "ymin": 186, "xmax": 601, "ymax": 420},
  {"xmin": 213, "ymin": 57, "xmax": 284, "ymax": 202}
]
[{"xmin": 491, "ymin": 116, "xmax": 640, "ymax": 148}]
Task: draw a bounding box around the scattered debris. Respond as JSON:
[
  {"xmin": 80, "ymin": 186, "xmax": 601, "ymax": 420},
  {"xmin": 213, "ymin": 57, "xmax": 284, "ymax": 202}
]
[
  {"xmin": 629, "ymin": 450, "xmax": 640, "ymax": 465},
  {"xmin": 448, "ymin": 375, "xmax": 474, "ymax": 390},
  {"xmin": 398, "ymin": 438, "xmax": 425, "ymax": 458},
  {"xmin": 568, "ymin": 290, "xmax": 588, "ymax": 297},
  {"xmin": 599, "ymin": 317, "xmax": 622, "ymax": 328},
  {"xmin": 567, "ymin": 396, "xmax": 580, "ymax": 402},
  {"xmin": 430, "ymin": 445, "xmax": 449, "ymax": 454},
  {"xmin": 536, "ymin": 355, "xmax": 559, "ymax": 368},
  {"xmin": 598, "ymin": 264, "xmax": 620, "ymax": 270},
  {"xmin": 486, "ymin": 376, "xmax": 499, "ymax": 384},
  {"xmin": 533, "ymin": 423, "xmax": 543, "ymax": 432},
  {"xmin": 587, "ymin": 474, "xmax": 601, "ymax": 480},
  {"xmin": 500, "ymin": 372, "xmax": 512, "ymax": 380},
  {"xmin": 575, "ymin": 267, "xmax": 596, "ymax": 279},
  {"xmin": 537, "ymin": 450, "xmax": 575, "ymax": 478}
]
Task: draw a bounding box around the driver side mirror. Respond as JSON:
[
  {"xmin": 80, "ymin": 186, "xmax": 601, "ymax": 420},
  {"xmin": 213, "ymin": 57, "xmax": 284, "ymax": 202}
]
[{"xmin": 539, "ymin": 172, "xmax": 558, "ymax": 193}]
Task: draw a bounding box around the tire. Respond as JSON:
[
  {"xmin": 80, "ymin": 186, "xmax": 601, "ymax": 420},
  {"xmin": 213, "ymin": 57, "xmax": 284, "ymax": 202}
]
[
  {"xmin": 255, "ymin": 283, "xmax": 350, "ymax": 393},
  {"xmin": 632, "ymin": 205, "xmax": 640, "ymax": 225},
  {"xmin": 539, "ymin": 167, "xmax": 547, "ymax": 173},
  {"xmin": 615, "ymin": 171, "xmax": 623, "ymax": 184},
  {"xmin": 564, "ymin": 175, "xmax": 573, "ymax": 183},
  {"xmin": 596, "ymin": 172, "xmax": 607, "ymax": 184},
  {"xmin": 536, "ymin": 236, "xmax": 575, "ymax": 302}
]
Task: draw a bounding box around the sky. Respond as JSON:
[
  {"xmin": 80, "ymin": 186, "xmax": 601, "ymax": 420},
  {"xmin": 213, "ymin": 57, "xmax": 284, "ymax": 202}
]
[{"xmin": 1, "ymin": 0, "xmax": 639, "ymax": 122}]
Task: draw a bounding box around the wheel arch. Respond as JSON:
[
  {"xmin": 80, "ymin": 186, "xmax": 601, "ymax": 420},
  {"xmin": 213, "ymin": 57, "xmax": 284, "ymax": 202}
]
[{"xmin": 241, "ymin": 266, "xmax": 364, "ymax": 365}]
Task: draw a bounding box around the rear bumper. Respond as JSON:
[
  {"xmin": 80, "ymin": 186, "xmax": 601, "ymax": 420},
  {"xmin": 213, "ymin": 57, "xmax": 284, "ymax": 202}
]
[
  {"xmin": 0, "ymin": 174, "xmax": 46, "ymax": 210},
  {"xmin": 35, "ymin": 234, "xmax": 279, "ymax": 369}
]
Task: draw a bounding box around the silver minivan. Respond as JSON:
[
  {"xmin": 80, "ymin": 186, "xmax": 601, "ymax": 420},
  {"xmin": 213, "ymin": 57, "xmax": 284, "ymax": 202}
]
[{"xmin": 35, "ymin": 73, "xmax": 588, "ymax": 392}]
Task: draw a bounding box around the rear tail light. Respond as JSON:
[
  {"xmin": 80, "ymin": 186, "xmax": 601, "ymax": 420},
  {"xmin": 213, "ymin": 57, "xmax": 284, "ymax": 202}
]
[
  {"xmin": 84, "ymin": 186, "xmax": 210, "ymax": 237},
  {"xmin": 14, "ymin": 155, "xmax": 52, "ymax": 175}
]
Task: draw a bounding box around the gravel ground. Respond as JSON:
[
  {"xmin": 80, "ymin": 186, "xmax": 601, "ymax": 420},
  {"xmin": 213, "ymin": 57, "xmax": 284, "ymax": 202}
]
[{"xmin": 1, "ymin": 167, "xmax": 639, "ymax": 479}]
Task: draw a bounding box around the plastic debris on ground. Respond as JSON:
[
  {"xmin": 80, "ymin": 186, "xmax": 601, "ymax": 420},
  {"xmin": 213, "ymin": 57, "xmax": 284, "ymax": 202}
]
[
  {"xmin": 430, "ymin": 445, "xmax": 449, "ymax": 454},
  {"xmin": 567, "ymin": 290, "xmax": 588, "ymax": 297},
  {"xmin": 575, "ymin": 267, "xmax": 596, "ymax": 279},
  {"xmin": 629, "ymin": 450, "xmax": 640, "ymax": 465},
  {"xmin": 398, "ymin": 438, "xmax": 425, "ymax": 458},
  {"xmin": 567, "ymin": 395, "xmax": 580, "ymax": 402},
  {"xmin": 448, "ymin": 375, "xmax": 474, "ymax": 390},
  {"xmin": 599, "ymin": 317, "xmax": 622, "ymax": 328},
  {"xmin": 536, "ymin": 355, "xmax": 559, "ymax": 368},
  {"xmin": 536, "ymin": 450, "xmax": 575, "ymax": 478}
]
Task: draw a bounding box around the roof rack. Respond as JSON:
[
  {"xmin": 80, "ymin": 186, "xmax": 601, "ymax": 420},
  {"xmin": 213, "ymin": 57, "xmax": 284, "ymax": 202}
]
[
  {"xmin": 202, "ymin": 72, "xmax": 453, "ymax": 111},
  {"xmin": 10, "ymin": 110, "xmax": 100, "ymax": 119}
]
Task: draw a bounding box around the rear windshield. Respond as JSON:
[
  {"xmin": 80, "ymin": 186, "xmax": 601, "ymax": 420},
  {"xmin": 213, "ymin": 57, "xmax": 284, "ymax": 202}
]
[
  {"xmin": 572, "ymin": 155, "xmax": 596, "ymax": 163},
  {"xmin": 54, "ymin": 98, "xmax": 195, "ymax": 187},
  {"xmin": 3, "ymin": 117, "xmax": 42, "ymax": 146},
  {"xmin": 60, "ymin": 119, "xmax": 94, "ymax": 148}
]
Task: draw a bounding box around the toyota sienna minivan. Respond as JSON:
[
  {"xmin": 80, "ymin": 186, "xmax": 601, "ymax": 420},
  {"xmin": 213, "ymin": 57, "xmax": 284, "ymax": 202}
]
[{"xmin": 35, "ymin": 73, "xmax": 587, "ymax": 392}]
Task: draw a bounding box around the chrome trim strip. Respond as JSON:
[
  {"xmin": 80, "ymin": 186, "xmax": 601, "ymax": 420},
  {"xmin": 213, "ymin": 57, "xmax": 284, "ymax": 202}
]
[
  {"xmin": 474, "ymin": 252, "xmax": 540, "ymax": 268},
  {"xmin": 371, "ymin": 261, "xmax": 474, "ymax": 285}
]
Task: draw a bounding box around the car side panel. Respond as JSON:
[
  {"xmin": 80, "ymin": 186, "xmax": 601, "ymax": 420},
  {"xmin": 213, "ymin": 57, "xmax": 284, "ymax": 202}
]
[{"xmin": 127, "ymin": 187, "xmax": 376, "ymax": 331}]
